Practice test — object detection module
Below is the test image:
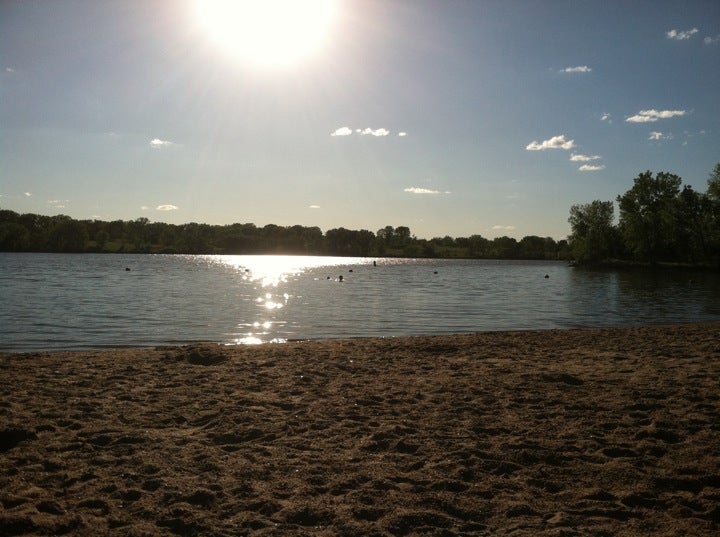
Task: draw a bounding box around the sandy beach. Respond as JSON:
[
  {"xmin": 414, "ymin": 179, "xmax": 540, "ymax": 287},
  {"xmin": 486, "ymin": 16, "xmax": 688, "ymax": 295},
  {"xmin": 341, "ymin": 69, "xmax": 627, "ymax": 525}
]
[{"xmin": 1, "ymin": 323, "xmax": 719, "ymax": 536}]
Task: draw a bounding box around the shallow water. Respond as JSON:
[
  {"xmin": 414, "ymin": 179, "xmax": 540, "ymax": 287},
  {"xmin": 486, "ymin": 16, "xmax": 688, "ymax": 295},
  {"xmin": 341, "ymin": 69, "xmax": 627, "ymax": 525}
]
[{"xmin": 1, "ymin": 253, "xmax": 719, "ymax": 351}]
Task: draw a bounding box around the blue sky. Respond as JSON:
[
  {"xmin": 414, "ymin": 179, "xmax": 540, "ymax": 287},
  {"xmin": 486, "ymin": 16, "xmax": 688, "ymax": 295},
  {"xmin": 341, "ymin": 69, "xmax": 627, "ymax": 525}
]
[{"xmin": 1, "ymin": 0, "xmax": 719, "ymax": 240}]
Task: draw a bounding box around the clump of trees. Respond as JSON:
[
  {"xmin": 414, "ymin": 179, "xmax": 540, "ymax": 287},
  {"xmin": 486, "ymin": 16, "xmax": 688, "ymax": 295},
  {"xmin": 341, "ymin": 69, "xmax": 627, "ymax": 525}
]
[
  {"xmin": 0, "ymin": 210, "xmax": 571, "ymax": 260},
  {"xmin": 569, "ymin": 163, "xmax": 720, "ymax": 266}
]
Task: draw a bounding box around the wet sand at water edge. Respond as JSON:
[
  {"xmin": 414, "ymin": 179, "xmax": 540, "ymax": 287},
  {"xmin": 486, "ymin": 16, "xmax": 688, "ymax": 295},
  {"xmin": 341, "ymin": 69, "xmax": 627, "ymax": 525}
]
[{"xmin": 1, "ymin": 323, "xmax": 719, "ymax": 536}]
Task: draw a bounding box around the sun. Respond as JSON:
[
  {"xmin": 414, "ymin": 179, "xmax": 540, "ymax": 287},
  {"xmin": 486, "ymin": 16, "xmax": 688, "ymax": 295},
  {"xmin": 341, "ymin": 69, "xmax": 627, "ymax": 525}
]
[{"xmin": 193, "ymin": 0, "xmax": 338, "ymax": 69}]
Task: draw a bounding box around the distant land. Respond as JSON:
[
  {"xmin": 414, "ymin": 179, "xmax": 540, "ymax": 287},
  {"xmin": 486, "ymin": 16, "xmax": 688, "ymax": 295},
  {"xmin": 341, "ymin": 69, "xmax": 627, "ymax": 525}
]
[
  {"xmin": 3, "ymin": 165, "xmax": 719, "ymax": 268},
  {"xmin": 0, "ymin": 209, "xmax": 570, "ymax": 260}
]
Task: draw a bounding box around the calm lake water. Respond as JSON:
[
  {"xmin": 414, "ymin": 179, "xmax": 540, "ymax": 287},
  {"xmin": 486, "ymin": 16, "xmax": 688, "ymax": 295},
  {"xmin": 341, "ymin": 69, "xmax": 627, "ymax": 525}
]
[{"xmin": 1, "ymin": 253, "xmax": 719, "ymax": 352}]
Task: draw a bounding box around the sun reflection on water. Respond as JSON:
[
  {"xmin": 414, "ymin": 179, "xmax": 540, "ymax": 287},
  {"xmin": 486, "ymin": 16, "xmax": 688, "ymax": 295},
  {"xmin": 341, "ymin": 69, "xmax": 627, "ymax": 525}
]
[{"xmin": 209, "ymin": 255, "xmax": 372, "ymax": 345}]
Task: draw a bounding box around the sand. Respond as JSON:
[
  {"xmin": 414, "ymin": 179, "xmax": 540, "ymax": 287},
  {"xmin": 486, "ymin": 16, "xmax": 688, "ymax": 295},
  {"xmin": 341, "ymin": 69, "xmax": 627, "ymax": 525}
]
[{"xmin": 1, "ymin": 323, "xmax": 719, "ymax": 536}]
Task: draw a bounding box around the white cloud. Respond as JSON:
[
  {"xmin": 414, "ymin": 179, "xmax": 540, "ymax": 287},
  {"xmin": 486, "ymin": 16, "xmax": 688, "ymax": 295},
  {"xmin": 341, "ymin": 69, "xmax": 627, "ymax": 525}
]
[
  {"xmin": 360, "ymin": 127, "xmax": 390, "ymax": 137},
  {"xmin": 404, "ymin": 187, "xmax": 450, "ymax": 195},
  {"xmin": 705, "ymin": 34, "xmax": 720, "ymax": 45},
  {"xmin": 141, "ymin": 206, "xmax": 150, "ymax": 211},
  {"xmin": 309, "ymin": 204, "xmax": 320, "ymax": 209},
  {"xmin": 625, "ymin": 109, "xmax": 686, "ymax": 123},
  {"xmin": 600, "ymin": 113, "xmax": 611, "ymax": 122},
  {"xmin": 579, "ymin": 164, "xmax": 606, "ymax": 172},
  {"xmin": 330, "ymin": 127, "xmax": 352, "ymax": 137},
  {"xmin": 570, "ymin": 153, "xmax": 601, "ymax": 162},
  {"xmin": 666, "ymin": 28, "xmax": 699, "ymax": 40},
  {"xmin": 24, "ymin": 192, "xmax": 32, "ymax": 197},
  {"xmin": 561, "ymin": 65, "xmax": 592, "ymax": 73},
  {"xmin": 156, "ymin": 204, "xmax": 178, "ymax": 211},
  {"xmin": 332, "ymin": 126, "xmax": 400, "ymax": 137},
  {"xmin": 525, "ymin": 134, "xmax": 576, "ymax": 151},
  {"xmin": 492, "ymin": 225, "xmax": 516, "ymax": 231},
  {"xmin": 150, "ymin": 138, "xmax": 175, "ymax": 148},
  {"xmin": 648, "ymin": 131, "xmax": 673, "ymax": 141},
  {"xmin": 47, "ymin": 199, "xmax": 69, "ymax": 209}
]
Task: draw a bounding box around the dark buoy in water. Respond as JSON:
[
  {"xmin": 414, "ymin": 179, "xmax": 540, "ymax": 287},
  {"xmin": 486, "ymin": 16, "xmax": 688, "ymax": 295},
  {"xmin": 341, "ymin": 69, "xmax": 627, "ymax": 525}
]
[
  {"xmin": 125, "ymin": 267, "xmax": 131, "ymax": 271},
  {"xmin": 544, "ymin": 274, "xmax": 549, "ymax": 279},
  {"xmin": 349, "ymin": 269, "xmax": 353, "ymax": 273},
  {"xmin": 373, "ymin": 260, "xmax": 377, "ymax": 267},
  {"xmin": 433, "ymin": 271, "xmax": 438, "ymax": 274},
  {"xmin": 338, "ymin": 275, "xmax": 344, "ymax": 282}
]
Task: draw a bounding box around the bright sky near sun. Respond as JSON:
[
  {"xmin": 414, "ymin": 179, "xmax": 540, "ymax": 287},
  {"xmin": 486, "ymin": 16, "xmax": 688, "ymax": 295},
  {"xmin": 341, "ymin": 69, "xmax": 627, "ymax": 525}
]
[{"xmin": 1, "ymin": 0, "xmax": 719, "ymax": 240}]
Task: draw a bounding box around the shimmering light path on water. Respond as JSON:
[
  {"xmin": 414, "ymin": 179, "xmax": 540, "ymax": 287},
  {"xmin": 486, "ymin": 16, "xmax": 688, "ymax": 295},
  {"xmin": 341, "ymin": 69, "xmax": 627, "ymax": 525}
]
[{"xmin": 1, "ymin": 254, "xmax": 719, "ymax": 351}]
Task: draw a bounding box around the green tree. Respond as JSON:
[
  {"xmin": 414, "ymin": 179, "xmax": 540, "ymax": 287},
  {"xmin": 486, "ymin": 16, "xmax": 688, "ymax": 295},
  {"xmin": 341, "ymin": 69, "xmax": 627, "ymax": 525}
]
[
  {"xmin": 675, "ymin": 185, "xmax": 713, "ymax": 263},
  {"xmin": 47, "ymin": 215, "xmax": 89, "ymax": 252},
  {"xmin": 0, "ymin": 222, "xmax": 30, "ymax": 250},
  {"xmin": 708, "ymin": 162, "xmax": 720, "ymax": 201},
  {"xmin": 705, "ymin": 162, "xmax": 720, "ymax": 261},
  {"xmin": 518, "ymin": 235, "xmax": 547, "ymax": 259},
  {"xmin": 491, "ymin": 236, "xmax": 518, "ymax": 258},
  {"xmin": 617, "ymin": 171, "xmax": 682, "ymax": 262},
  {"xmin": 568, "ymin": 200, "xmax": 616, "ymax": 263}
]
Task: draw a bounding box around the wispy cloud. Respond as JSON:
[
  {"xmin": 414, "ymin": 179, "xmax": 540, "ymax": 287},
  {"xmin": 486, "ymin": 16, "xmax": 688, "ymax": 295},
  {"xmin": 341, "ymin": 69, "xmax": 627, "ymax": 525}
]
[
  {"xmin": 600, "ymin": 113, "xmax": 611, "ymax": 123},
  {"xmin": 330, "ymin": 127, "xmax": 352, "ymax": 137},
  {"xmin": 150, "ymin": 138, "xmax": 175, "ymax": 148},
  {"xmin": 560, "ymin": 65, "xmax": 591, "ymax": 73},
  {"xmin": 398, "ymin": 132, "xmax": 407, "ymax": 137},
  {"xmin": 404, "ymin": 187, "xmax": 450, "ymax": 195},
  {"xmin": 579, "ymin": 164, "xmax": 606, "ymax": 172},
  {"xmin": 570, "ymin": 153, "xmax": 601, "ymax": 162},
  {"xmin": 666, "ymin": 28, "xmax": 699, "ymax": 40},
  {"xmin": 492, "ymin": 225, "xmax": 516, "ymax": 231},
  {"xmin": 156, "ymin": 204, "xmax": 178, "ymax": 211},
  {"xmin": 649, "ymin": 131, "xmax": 673, "ymax": 141},
  {"xmin": 705, "ymin": 34, "xmax": 720, "ymax": 45},
  {"xmin": 47, "ymin": 199, "xmax": 69, "ymax": 209},
  {"xmin": 626, "ymin": 109, "xmax": 686, "ymax": 123},
  {"xmin": 24, "ymin": 192, "xmax": 32, "ymax": 197},
  {"xmin": 526, "ymin": 135, "xmax": 575, "ymax": 151},
  {"xmin": 309, "ymin": 204, "xmax": 320, "ymax": 209},
  {"xmin": 5, "ymin": 67, "xmax": 15, "ymax": 73}
]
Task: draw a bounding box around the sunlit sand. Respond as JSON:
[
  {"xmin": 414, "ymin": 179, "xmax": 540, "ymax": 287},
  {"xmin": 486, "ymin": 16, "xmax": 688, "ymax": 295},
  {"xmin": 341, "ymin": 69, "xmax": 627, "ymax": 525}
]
[{"xmin": 1, "ymin": 323, "xmax": 718, "ymax": 535}]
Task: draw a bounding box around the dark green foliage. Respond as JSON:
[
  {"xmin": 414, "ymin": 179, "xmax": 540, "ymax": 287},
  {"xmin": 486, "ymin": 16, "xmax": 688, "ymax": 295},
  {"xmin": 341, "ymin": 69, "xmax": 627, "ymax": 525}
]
[
  {"xmin": 568, "ymin": 200, "xmax": 617, "ymax": 263},
  {"xmin": 0, "ymin": 211, "xmax": 569, "ymax": 260},
  {"xmin": 616, "ymin": 171, "xmax": 682, "ymax": 262},
  {"xmin": 570, "ymin": 164, "xmax": 720, "ymax": 266}
]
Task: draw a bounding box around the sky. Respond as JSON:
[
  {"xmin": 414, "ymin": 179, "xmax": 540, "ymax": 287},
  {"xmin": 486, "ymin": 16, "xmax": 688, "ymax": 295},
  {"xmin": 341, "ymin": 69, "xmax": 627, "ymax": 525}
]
[{"xmin": 1, "ymin": 0, "xmax": 719, "ymax": 241}]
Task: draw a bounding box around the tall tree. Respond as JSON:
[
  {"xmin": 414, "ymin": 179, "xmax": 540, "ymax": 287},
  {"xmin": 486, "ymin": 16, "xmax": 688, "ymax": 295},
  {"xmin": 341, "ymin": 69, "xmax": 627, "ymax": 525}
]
[
  {"xmin": 616, "ymin": 171, "xmax": 682, "ymax": 262},
  {"xmin": 706, "ymin": 162, "xmax": 720, "ymax": 261},
  {"xmin": 708, "ymin": 162, "xmax": 720, "ymax": 201},
  {"xmin": 568, "ymin": 200, "xmax": 616, "ymax": 263}
]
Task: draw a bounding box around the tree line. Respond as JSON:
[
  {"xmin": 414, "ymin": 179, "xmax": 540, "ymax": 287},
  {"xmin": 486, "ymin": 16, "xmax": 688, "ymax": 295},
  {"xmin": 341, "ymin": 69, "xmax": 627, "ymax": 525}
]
[
  {"xmin": 4, "ymin": 162, "xmax": 718, "ymax": 265},
  {"xmin": 568, "ymin": 163, "xmax": 720, "ymax": 266},
  {"xmin": 0, "ymin": 211, "xmax": 571, "ymax": 260}
]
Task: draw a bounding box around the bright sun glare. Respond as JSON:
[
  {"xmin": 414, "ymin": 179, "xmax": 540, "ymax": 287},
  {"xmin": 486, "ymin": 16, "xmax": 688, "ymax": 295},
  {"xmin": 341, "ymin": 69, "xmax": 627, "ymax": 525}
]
[{"xmin": 193, "ymin": 0, "xmax": 338, "ymax": 68}]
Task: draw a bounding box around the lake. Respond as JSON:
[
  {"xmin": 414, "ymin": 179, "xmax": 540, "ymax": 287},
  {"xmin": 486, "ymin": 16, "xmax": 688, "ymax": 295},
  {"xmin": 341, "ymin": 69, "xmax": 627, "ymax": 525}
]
[{"xmin": 1, "ymin": 253, "xmax": 719, "ymax": 352}]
